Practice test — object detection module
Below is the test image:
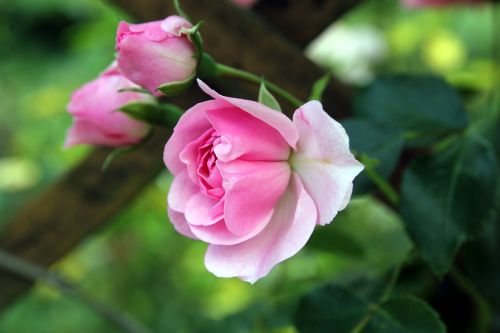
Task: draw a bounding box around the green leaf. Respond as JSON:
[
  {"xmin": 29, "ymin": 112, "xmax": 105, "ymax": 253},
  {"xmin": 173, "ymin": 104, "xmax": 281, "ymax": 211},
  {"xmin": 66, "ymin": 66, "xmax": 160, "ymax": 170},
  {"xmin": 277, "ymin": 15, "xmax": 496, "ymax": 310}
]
[
  {"xmin": 258, "ymin": 81, "xmax": 282, "ymax": 112},
  {"xmin": 295, "ymin": 285, "xmax": 446, "ymax": 333},
  {"xmin": 294, "ymin": 286, "xmax": 369, "ymax": 333},
  {"xmin": 197, "ymin": 301, "xmax": 295, "ymax": 333},
  {"xmin": 119, "ymin": 102, "xmax": 182, "ymax": 128},
  {"xmin": 307, "ymin": 227, "xmax": 365, "ymax": 258},
  {"xmin": 156, "ymin": 75, "xmax": 194, "ymax": 97},
  {"xmin": 462, "ymin": 177, "xmax": 500, "ymax": 308},
  {"xmin": 342, "ymin": 119, "xmax": 405, "ymax": 195},
  {"xmin": 308, "ymin": 72, "xmax": 330, "ymax": 102},
  {"xmin": 364, "ymin": 296, "xmax": 446, "ymax": 333},
  {"xmin": 354, "ymin": 75, "xmax": 469, "ymax": 144},
  {"xmin": 400, "ymin": 136, "xmax": 498, "ymax": 275},
  {"xmin": 306, "ymin": 197, "xmax": 411, "ymax": 278}
]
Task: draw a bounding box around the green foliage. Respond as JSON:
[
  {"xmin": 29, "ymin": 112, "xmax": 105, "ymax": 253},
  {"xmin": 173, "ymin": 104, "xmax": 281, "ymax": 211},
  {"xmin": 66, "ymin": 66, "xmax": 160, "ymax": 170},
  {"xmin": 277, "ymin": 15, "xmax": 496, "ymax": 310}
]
[
  {"xmin": 363, "ymin": 296, "xmax": 446, "ymax": 333},
  {"xmin": 156, "ymin": 75, "xmax": 195, "ymax": 97},
  {"xmin": 295, "ymin": 286, "xmax": 369, "ymax": 333},
  {"xmin": 119, "ymin": 102, "xmax": 183, "ymax": 128},
  {"xmin": 400, "ymin": 136, "xmax": 498, "ymax": 275},
  {"xmin": 354, "ymin": 75, "xmax": 469, "ymax": 145},
  {"xmin": 294, "ymin": 285, "xmax": 445, "ymax": 333},
  {"xmin": 342, "ymin": 119, "xmax": 405, "ymax": 194}
]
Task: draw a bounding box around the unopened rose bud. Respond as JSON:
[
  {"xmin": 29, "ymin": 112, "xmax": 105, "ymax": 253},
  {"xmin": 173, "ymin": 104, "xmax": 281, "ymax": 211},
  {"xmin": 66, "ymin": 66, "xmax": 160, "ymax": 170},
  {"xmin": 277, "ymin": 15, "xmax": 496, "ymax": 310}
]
[
  {"xmin": 65, "ymin": 63, "xmax": 153, "ymax": 148},
  {"xmin": 116, "ymin": 15, "xmax": 197, "ymax": 95}
]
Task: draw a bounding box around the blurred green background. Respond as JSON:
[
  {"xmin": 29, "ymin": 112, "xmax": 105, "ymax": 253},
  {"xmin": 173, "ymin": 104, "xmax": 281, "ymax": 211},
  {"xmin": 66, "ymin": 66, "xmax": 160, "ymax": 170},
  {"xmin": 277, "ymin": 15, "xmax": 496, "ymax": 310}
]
[{"xmin": 0, "ymin": 0, "xmax": 498, "ymax": 332}]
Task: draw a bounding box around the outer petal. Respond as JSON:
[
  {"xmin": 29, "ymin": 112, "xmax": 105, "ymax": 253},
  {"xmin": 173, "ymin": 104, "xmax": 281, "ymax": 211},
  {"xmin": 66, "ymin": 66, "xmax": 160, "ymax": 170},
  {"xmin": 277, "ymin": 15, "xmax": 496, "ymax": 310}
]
[
  {"xmin": 160, "ymin": 15, "xmax": 192, "ymax": 36},
  {"xmin": 65, "ymin": 72, "xmax": 151, "ymax": 147},
  {"xmin": 128, "ymin": 21, "xmax": 169, "ymax": 41},
  {"xmin": 291, "ymin": 101, "xmax": 363, "ymax": 225},
  {"xmin": 339, "ymin": 183, "xmax": 353, "ymax": 211},
  {"xmin": 64, "ymin": 118, "xmax": 143, "ymax": 148},
  {"xmin": 189, "ymin": 217, "xmax": 271, "ymax": 246},
  {"xmin": 117, "ymin": 35, "xmax": 196, "ymax": 94},
  {"xmin": 205, "ymin": 173, "xmax": 317, "ymax": 283},
  {"xmin": 164, "ymin": 100, "xmax": 220, "ymax": 175},
  {"xmin": 167, "ymin": 207, "xmax": 198, "ymax": 239},
  {"xmin": 167, "ymin": 170, "xmax": 198, "ymax": 212},
  {"xmin": 206, "ymin": 107, "xmax": 290, "ymax": 162},
  {"xmin": 185, "ymin": 193, "xmax": 222, "ymax": 226},
  {"xmin": 67, "ymin": 75, "xmax": 152, "ymax": 133},
  {"xmin": 219, "ymin": 160, "xmax": 291, "ymax": 236},
  {"xmin": 197, "ymin": 80, "xmax": 298, "ymax": 149}
]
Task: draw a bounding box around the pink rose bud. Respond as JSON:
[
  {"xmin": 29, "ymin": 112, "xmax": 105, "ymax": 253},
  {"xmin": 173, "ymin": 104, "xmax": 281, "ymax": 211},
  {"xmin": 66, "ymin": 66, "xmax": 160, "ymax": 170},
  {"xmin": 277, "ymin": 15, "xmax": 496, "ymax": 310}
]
[
  {"xmin": 65, "ymin": 63, "xmax": 153, "ymax": 148},
  {"xmin": 403, "ymin": 0, "xmax": 482, "ymax": 7},
  {"xmin": 116, "ymin": 16, "xmax": 197, "ymax": 95},
  {"xmin": 164, "ymin": 81, "xmax": 363, "ymax": 283}
]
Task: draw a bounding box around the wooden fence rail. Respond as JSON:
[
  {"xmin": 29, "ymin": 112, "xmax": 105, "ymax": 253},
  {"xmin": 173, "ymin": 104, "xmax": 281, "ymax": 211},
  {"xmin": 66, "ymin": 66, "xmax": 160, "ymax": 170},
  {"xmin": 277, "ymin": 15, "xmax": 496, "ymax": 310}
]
[{"xmin": 0, "ymin": 0, "xmax": 360, "ymax": 308}]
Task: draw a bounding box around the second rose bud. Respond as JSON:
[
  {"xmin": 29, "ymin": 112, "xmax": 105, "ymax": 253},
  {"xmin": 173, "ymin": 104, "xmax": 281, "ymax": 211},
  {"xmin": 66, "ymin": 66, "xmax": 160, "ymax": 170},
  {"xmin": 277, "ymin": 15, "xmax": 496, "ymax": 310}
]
[{"xmin": 116, "ymin": 15, "xmax": 198, "ymax": 95}]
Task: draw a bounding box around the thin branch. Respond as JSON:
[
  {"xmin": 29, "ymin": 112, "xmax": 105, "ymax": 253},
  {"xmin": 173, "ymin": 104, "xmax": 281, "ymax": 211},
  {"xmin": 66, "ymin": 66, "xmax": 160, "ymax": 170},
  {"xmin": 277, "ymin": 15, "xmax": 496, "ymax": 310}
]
[{"xmin": 0, "ymin": 249, "xmax": 153, "ymax": 333}]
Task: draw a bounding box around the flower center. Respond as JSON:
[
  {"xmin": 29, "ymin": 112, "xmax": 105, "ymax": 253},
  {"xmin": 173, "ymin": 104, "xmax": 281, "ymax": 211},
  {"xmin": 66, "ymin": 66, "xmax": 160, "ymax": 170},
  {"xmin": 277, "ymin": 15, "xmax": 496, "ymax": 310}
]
[{"xmin": 196, "ymin": 129, "xmax": 224, "ymax": 198}]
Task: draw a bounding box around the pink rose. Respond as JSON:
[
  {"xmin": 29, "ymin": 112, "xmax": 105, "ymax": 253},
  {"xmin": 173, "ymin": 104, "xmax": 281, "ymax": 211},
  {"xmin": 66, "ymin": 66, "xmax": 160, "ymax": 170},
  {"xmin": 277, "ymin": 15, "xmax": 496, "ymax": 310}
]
[
  {"xmin": 403, "ymin": 0, "xmax": 482, "ymax": 7},
  {"xmin": 65, "ymin": 63, "xmax": 153, "ymax": 147},
  {"xmin": 116, "ymin": 16, "xmax": 197, "ymax": 95},
  {"xmin": 164, "ymin": 81, "xmax": 363, "ymax": 283}
]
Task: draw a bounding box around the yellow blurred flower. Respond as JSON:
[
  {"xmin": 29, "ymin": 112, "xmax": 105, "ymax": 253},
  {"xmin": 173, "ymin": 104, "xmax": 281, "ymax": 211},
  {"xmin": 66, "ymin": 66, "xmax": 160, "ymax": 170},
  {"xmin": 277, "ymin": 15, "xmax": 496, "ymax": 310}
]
[{"xmin": 422, "ymin": 30, "xmax": 467, "ymax": 74}]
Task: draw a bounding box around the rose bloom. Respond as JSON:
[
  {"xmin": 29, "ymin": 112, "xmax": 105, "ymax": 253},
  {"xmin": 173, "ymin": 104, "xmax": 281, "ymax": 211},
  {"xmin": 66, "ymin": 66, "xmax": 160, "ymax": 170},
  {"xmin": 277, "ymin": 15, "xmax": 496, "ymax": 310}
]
[
  {"xmin": 116, "ymin": 15, "xmax": 197, "ymax": 95},
  {"xmin": 164, "ymin": 81, "xmax": 363, "ymax": 283},
  {"xmin": 65, "ymin": 63, "xmax": 153, "ymax": 147},
  {"xmin": 403, "ymin": 0, "xmax": 482, "ymax": 6}
]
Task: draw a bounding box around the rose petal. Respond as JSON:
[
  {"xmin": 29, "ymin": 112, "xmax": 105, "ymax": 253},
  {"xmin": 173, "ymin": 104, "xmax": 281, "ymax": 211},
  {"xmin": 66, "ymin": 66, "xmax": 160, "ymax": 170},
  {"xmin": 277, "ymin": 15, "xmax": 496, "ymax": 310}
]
[
  {"xmin": 167, "ymin": 170, "xmax": 198, "ymax": 213},
  {"xmin": 206, "ymin": 106, "xmax": 290, "ymax": 162},
  {"xmin": 219, "ymin": 160, "xmax": 291, "ymax": 236},
  {"xmin": 204, "ymin": 173, "xmax": 317, "ymax": 283},
  {"xmin": 168, "ymin": 207, "xmax": 198, "ymax": 239},
  {"xmin": 189, "ymin": 217, "xmax": 271, "ymax": 246},
  {"xmin": 197, "ymin": 80, "xmax": 299, "ymax": 149},
  {"xmin": 185, "ymin": 193, "xmax": 222, "ymax": 226},
  {"xmin": 291, "ymin": 101, "xmax": 363, "ymax": 225},
  {"xmin": 128, "ymin": 21, "xmax": 170, "ymax": 41},
  {"xmin": 160, "ymin": 15, "xmax": 192, "ymax": 36},
  {"xmin": 64, "ymin": 119, "xmax": 140, "ymax": 147},
  {"xmin": 179, "ymin": 128, "xmax": 214, "ymax": 184},
  {"xmin": 117, "ymin": 35, "xmax": 196, "ymax": 94},
  {"xmin": 339, "ymin": 183, "xmax": 354, "ymax": 211},
  {"xmin": 164, "ymin": 100, "xmax": 220, "ymax": 175}
]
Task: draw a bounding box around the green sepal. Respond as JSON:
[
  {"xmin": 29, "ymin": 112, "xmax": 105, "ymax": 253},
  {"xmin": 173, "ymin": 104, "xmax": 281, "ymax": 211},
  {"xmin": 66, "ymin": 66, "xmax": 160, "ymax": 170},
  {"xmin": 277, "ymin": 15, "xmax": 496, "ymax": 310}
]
[
  {"xmin": 308, "ymin": 72, "xmax": 330, "ymax": 101},
  {"xmin": 117, "ymin": 87, "xmax": 152, "ymax": 95},
  {"xmin": 258, "ymin": 81, "xmax": 282, "ymax": 112},
  {"xmin": 119, "ymin": 101, "xmax": 182, "ymax": 128},
  {"xmin": 156, "ymin": 75, "xmax": 194, "ymax": 97},
  {"xmin": 180, "ymin": 21, "xmax": 204, "ymax": 63},
  {"xmin": 197, "ymin": 52, "xmax": 218, "ymax": 78}
]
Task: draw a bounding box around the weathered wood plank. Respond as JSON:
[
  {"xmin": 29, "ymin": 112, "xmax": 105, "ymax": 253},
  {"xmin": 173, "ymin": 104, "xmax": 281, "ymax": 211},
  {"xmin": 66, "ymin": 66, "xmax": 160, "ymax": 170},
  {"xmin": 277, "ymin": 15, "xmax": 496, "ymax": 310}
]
[{"xmin": 0, "ymin": 0, "xmax": 358, "ymax": 308}]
